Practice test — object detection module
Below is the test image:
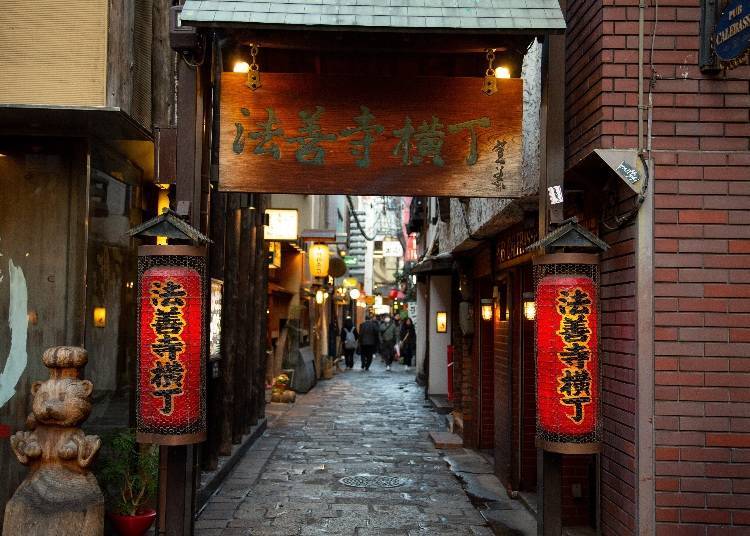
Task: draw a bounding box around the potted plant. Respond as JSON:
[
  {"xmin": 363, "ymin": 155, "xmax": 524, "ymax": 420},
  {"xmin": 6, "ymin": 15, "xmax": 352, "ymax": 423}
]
[{"xmin": 98, "ymin": 429, "xmax": 159, "ymax": 536}]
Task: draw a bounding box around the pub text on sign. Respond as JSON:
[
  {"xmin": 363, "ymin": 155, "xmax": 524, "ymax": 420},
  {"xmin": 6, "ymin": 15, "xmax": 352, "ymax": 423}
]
[
  {"xmin": 556, "ymin": 287, "xmax": 593, "ymax": 423},
  {"xmin": 232, "ymin": 105, "xmax": 499, "ymax": 170},
  {"xmin": 148, "ymin": 279, "xmax": 187, "ymax": 415}
]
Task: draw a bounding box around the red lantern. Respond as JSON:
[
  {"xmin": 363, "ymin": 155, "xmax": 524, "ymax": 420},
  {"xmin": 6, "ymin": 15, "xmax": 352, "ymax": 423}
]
[
  {"xmin": 534, "ymin": 255, "xmax": 601, "ymax": 454},
  {"xmin": 389, "ymin": 288, "xmax": 399, "ymax": 299},
  {"xmin": 136, "ymin": 246, "xmax": 207, "ymax": 445}
]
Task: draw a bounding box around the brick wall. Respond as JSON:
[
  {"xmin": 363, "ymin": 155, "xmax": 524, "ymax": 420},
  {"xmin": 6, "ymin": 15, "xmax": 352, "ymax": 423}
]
[{"xmin": 567, "ymin": 0, "xmax": 750, "ymax": 533}]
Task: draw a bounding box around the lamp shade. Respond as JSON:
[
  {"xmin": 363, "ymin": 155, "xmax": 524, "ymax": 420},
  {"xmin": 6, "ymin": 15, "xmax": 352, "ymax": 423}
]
[
  {"xmin": 436, "ymin": 311, "xmax": 448, "ymax": 333},
  {"xmin": 308, "ymin": 244, "xmax": 330, "ymax": 278},
  {"xmin": 523, "ymin": 299, "xmax": 536, "ymax": 321},
  {"xmin": 534, "ymin": 253, "xmax": 601, "ymax": 455},
  {"xmin": 136, "ymin": 245, "xmax": 207, "ymax": 445},
  {"xmin": 481, "ymin": 300, "xmax": 493, "ymax": 321},
  {"xmin": 349, "ymin": 288, "xmax": 361, "ymax": 300}
]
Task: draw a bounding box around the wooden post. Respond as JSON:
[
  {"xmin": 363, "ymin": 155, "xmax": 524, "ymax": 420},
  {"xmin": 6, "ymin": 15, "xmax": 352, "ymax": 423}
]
[
  {"xmin": 203, "ymin": 191, "xmax": 227, "ymax": 470},
  {"xmin": 245, "ymin": 195, "xmax": 259, "ymax": 427},
  {"xmin": 253, "ymin": 195, "xmax": 270, "ymax": 421},
  {"xmin": 234, "ymin": 202, "xmax": 253, "ymax": 442},
  {"xmin": 155, "ymin": 51, "xmax": 204, "ymax": 536},
  {"xmin": 219, "ymin": 195, "xmax": 242, "ymax": 454},
  {"xmin": 537, "ymin": 450, "xmax": 563, "ymax": 536},
  {"xmin": 537, "ymin": 2, "xmax": 566, "ymax": 533}
]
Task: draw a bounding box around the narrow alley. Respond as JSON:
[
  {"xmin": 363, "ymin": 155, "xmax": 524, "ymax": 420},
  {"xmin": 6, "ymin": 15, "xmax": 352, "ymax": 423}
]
[{"xmin": 196, "ymin": 362, "xmax": 495, "ymax": 536}]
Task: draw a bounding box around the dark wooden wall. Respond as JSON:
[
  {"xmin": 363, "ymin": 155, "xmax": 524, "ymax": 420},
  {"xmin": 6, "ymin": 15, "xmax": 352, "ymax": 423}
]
[{"xmin": 0, "ymin": 138, "xmax": 88, "ymax": 532}]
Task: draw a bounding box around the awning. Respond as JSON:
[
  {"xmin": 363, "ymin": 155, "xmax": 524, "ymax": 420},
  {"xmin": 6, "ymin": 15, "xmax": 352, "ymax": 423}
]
[
  {"xmin": 411, "ymin": 253, "xmax": 453, "ymax": 275},
  {"xmin": 0, "ymin": 104, "xmax": 152, "ymax": 141},
  {"xmin": 180, "ymin": 0, "xmax": 566, "ymax": 33}
]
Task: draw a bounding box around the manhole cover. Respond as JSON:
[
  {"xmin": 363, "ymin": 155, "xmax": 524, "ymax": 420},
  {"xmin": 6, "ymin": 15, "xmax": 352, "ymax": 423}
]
[{"xmin": 340, "ymin": 475, "xmax": 406, "ymax": 488}]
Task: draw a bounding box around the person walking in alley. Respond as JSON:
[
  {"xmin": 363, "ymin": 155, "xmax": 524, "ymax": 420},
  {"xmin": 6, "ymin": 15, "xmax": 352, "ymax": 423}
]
[
  {"xmin": 340, "ymin": 317, "xmax": 359, "ymax": 370},
  {"xmin": 358, "ymin": 315, "xmax": 379, "ymax": 371},
  {"xmin": 399, "ymin": 317, "xmax": 416, "ymax": 369},
  {"xmin": 379, "ymin": 315, "xmax": 398, "ymax": 371}
]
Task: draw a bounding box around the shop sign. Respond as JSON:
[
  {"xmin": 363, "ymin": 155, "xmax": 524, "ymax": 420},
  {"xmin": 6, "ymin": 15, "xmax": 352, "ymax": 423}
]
[
  {"xmin": 137, "ymin": 247, "xmax": 206, "ymax": 445},
  {"xmin": 264, "ymin": 208, "xmax": 298, "ymax": 241},
  {"xmin": 536, "ymin": 274, "xmax": 600, "ymax": 453},
  {"xmin": 382, "ymin": 239, "xmax": 403, "ymax": 257},
  {"xmin": 344, "ymin": 256, "xmax": 358, "ymax": 266},
  {"xmin": 407, "ymin": 301, "xmax": 417, "ymax": 320},
  {"xmin": 210, "ymin": 279, "xmax": 223, "ymax": 361},
  {"xmin": 714, "ymin": 0, "xmax": 750, "ymax": 68},
  {"xmin": 495, "ymin": 225, "xmax": 538, "ymax": 264},
  {"xmin": 220, "ymin": 73, "xmax": 523, "ymax": 197}
]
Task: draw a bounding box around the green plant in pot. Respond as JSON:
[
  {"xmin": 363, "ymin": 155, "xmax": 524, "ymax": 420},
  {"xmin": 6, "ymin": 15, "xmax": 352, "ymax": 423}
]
[{"xmin": 98, "ymin": 429, "xmax": 158, "ymax": 536}]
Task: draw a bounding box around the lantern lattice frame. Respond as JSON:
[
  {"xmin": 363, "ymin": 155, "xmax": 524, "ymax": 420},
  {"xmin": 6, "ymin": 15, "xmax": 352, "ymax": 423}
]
[
  {"xmin": 533, "ymin": 252, "xmax": 602, "ymax": 454},
  {"xmin": 136, "ymin": 245, "xmax": 207, "ymax": 445}
]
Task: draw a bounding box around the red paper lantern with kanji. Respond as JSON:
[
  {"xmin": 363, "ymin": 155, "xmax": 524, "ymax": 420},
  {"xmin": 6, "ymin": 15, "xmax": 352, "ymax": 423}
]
[
  {"xmin": 534, "ymin": 254, "xmax": 601, "ymax": 454},
  {"xmin": 136, "ymin": 245, "xmax": 207, "ymax": 445}
]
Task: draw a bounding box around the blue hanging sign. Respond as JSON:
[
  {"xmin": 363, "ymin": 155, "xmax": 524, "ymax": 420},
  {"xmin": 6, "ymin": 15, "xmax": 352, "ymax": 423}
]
[{"xmin": 714, "ymin": 0, "xmax": 750, "ymax": 68}]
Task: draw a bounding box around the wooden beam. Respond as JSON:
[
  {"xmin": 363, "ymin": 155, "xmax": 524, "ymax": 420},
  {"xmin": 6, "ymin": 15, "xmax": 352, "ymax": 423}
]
[
  {"xmin": 225, "ymin": 28, "xmax": 533, "ymax": 54},
  {"xmin": 236, "ymin": 204, "xmax": 254, "ymax": 436},
  {"xmin": 253, "ymin": 195, "xmax": 270, "ymax": 421},
  {"xmin": 219, "ymin": 194, "xmax": 242, "ymax": 453}
]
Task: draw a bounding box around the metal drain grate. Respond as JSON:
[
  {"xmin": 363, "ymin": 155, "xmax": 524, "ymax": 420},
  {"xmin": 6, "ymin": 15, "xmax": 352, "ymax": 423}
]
[{"xmin": 339, "ymin": 475, "xmax": 406, "ymax": 488}]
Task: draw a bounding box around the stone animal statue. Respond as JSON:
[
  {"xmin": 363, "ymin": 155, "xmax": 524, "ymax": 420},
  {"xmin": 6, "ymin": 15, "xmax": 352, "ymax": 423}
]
[{"xmin": 3, "ymin": 346, "xmax": 104, "ymax": 536}]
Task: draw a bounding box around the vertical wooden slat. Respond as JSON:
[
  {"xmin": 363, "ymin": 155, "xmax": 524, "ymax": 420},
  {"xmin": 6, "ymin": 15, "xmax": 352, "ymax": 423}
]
[
  {"xmin": 219, "ymin": 194, "xmax": 241, "ymax": 453},
  {"xmin": 245, "ymin": 196, "xmax": 259, "ymax": 429},
  {"xmin": 253, "ymin": 195, "xmax": 270, "ymax": 421},
  {"xmin": 202, "ymin": 191, "xmax": 226, "ymax": 470},
  {"xmin": 235, "ymin": 205, "xmax": 253, "ymax": 440}
]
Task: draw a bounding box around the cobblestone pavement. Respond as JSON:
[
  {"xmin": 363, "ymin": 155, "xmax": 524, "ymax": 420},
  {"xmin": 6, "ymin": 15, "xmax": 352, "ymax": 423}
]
[{"xmin": 196, "ymin": 360, "xmax": 493, "ymax": 536}]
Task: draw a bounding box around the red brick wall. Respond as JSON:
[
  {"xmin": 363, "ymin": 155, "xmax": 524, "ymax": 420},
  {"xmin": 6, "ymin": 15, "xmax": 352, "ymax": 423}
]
[
  {"xmin": 567, "ymin": 0, "xmax": 750, "ymax": 533},
  {"xmin": 598, "ymin": 189, "xmax": 639, "ymax": 535}
]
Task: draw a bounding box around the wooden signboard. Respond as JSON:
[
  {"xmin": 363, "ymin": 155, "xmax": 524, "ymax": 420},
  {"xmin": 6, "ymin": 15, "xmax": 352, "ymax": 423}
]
[{"xmin": 219, "ymin": 73, "xmax": 523, "ymax": 197}]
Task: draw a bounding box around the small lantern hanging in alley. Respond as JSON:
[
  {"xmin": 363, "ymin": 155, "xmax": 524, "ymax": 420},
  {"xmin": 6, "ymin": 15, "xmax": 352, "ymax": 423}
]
[
  {"xmin": 127, "ymin": 209, "xmax": 211, "ymax": 445},
  {"xmin": 526, "ymin": 218, "xmax": 609, "ymax": 454},
  {"xmin": 522, "ymin": 292, "xmax": 536, "ymax": 321},
  {"xmin": 480, "ymin": 299, "xmax": 493, "ymax": 321},
  {"xmin": 315, "ymin": 289, "xmax": 325, "ymax": 304},
  {"xmin": 349, "ymin": 288, "xmax": 361, "ymax": 300},
  {"xmin": 308, "ymin": 243, "xmax": 330, "ymax": 278}
]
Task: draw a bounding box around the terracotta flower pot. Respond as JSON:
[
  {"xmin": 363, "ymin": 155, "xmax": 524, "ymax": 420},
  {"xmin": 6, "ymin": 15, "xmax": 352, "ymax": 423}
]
[{"xmin": 109, "ymin": 509, "xmax": 156, "ymax": 536}]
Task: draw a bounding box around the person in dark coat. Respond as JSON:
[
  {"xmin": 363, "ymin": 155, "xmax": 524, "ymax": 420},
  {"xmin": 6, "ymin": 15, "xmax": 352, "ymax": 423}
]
[
  {"xmin": 358, "ymin": 315, "xmax": 379, "ymax": 371},
  {"xmin": 379, "ymin": 315, "xmax": 398, "ymax": 371},
  {"xmin": 340, "ymin": 317, "xmax": 359, "ymax": 370},
  {"xmin": 399, "ymin": 317, "xmax": 417, "ymax": 368}
]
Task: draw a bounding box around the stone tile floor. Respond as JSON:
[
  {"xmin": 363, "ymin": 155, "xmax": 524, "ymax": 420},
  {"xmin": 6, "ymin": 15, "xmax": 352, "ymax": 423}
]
[{"xmin": 195, "ymin": 360, "xmax": 494, "ymax": 535}]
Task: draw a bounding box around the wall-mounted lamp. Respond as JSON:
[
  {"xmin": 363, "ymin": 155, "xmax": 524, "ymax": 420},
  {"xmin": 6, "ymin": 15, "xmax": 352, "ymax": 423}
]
[
  {"xmin": 349, "ymin": 288, "xmax": 361, "ymax": 300},
  {"xmin": 495, "ymin": 66, "xmax": 511, "ymax": 79},
  {"xmin": 93, "ymin": 307, "xmax": 107, "ymax": 328},
  {"xmin": 481, "ymin": 299, "xmax": 494, "ymax": 321},
  {"xmin": 315, "ymin": 289, "xmax": 325, "ymax": 304},
  {"xmin": 522, "ymin": 292, "xmax": 536, "ymax": 321},
  {"xmin": 436, "ymin": 311, "xmax": 448, "ymax": 333},
  {"xmin": 233, "ymin": 61, "xmax": 250, "ymax": 73}
]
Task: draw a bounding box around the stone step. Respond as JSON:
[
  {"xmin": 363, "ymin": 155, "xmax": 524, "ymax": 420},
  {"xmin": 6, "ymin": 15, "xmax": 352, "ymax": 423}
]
[{"xmin": 429, "ymin": 431, "xmax": 463, "ymax": 449}]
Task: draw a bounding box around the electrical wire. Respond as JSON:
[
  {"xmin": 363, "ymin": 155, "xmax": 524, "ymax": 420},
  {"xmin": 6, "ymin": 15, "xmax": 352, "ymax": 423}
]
[
  {"xmin": 601, "ymin": 0, "xmax": 656, "ymax": 231},
  {"xmin": 346, "ymin": 195, "xmax": 377, "ymax": 241}
]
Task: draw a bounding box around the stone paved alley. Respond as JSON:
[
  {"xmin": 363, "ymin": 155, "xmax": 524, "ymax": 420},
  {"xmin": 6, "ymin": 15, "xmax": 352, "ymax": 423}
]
[{"xmin": 195, "ymin": 361, "xmax": 496, "ymax": 536}]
